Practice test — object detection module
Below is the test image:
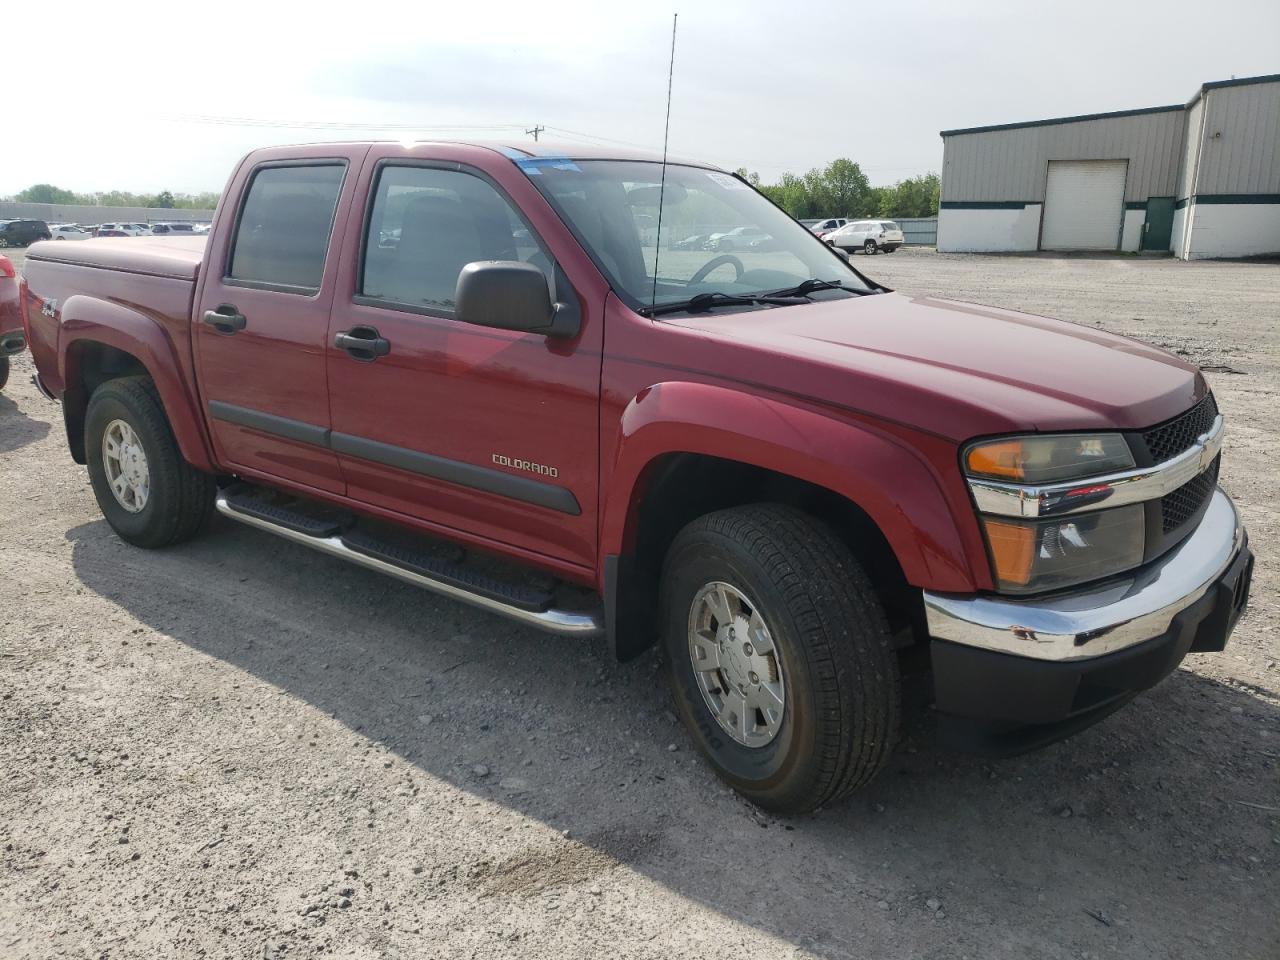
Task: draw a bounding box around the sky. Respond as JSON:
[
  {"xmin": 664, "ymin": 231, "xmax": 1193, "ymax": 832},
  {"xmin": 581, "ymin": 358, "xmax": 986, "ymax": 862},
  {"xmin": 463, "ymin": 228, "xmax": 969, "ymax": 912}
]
[{"xmin": 2, "ymin": 0, "xmax": 1277, "ymax": 197}]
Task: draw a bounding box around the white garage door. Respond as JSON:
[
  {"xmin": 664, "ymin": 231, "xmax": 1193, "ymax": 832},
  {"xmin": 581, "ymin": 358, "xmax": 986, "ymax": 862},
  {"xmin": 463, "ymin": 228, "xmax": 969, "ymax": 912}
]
[{"xmin": 1040, "ymin": 160, "xmax": 1128, "ymax": 250}]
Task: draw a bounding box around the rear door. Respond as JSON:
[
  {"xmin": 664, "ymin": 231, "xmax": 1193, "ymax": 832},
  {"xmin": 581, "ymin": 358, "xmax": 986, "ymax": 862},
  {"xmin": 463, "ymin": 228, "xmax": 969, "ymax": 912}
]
[
  {"xmin": 324, "ymin": 147, "xmax": 604, "ymax": 568},
  {"xmin": 194, "ymin": 147, "xmax": 367, "ymax": 493},
  {"xmin": 1141, "ymin": 197, "xmax": 1174, "ymax": 251}
]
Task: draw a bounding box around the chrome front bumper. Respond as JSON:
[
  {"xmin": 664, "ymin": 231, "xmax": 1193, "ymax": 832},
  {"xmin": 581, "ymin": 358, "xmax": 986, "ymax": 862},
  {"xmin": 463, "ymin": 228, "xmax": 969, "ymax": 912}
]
[{"xmin": 924, "ymin": 488, "xmax": 1246, "ymax": 662}]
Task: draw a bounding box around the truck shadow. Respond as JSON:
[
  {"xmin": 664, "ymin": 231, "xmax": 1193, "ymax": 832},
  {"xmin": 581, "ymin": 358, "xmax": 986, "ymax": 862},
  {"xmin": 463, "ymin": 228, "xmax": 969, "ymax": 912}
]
[
  {"xmin": 0, "ymin": 392, "xmax": 52, "ymax": 455},
  {"xmin": 66, "ymin": 515, "xmax": 1279, "ymax": 957}
]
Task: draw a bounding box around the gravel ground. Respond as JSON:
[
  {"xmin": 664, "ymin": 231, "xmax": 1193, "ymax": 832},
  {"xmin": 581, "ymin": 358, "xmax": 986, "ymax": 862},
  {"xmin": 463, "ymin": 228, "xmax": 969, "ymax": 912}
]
[{"xmin": 1, "ymin": 248, "xmax": 1276, "ymax": 960}]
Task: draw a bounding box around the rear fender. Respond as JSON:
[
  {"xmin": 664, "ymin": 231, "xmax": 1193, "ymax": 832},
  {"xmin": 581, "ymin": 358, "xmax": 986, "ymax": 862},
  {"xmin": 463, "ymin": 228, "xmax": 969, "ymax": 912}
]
[
  {"xmin": 60, "ymin": 295, "xmax": 215, "ymax": 471},
  {"xmin": 602, "ymin": 381, "xmax": 985, "ymax": 593}
]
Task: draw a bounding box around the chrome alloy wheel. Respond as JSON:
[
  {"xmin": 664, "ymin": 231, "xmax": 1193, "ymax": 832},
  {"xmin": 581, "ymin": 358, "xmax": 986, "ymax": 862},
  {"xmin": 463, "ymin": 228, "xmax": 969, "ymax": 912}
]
[
  {"xmin": 687, "ymin": 581, "xmax": 786, "ymax": 747},
  {"xmin": 102, "ymin": 418, "xmax": 150, "ymax": 513}
]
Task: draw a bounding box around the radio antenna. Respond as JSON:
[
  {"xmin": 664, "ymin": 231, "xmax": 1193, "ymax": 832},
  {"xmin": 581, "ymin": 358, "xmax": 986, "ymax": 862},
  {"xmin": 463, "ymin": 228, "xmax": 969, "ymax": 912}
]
[{"xmin": 650, "ymin": 12, "xmax": 678, "ymax": 312}]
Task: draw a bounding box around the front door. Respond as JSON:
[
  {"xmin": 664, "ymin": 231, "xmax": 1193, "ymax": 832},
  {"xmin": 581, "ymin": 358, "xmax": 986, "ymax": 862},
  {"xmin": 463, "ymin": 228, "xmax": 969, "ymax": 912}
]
[
  {"xmin": 1141, "ymin": 196, "xmax": 1175, "ymax": 251},
  {"xmin": 324, "ymin": 152, "xmax": 602, "ymax": 568},
  {"xmin": 194, "ymin": 149, "xmax": 366, "ymax": 493}
]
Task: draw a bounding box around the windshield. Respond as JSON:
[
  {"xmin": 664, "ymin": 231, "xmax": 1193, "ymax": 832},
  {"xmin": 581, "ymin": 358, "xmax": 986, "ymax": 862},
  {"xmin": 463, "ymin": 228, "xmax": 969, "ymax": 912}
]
[{"xmin": 524, "ymin": 160, "xmax": 871, "ymax": 312}]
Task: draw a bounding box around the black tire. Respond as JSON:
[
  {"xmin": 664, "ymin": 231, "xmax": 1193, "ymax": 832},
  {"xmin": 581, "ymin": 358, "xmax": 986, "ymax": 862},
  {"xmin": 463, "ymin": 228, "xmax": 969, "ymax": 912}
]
[
  {"xmin": 84, "ymin": 376, "xmax": 215, "ymax": 548},
  {"xmin": 863, "ymin": 239, "xmax": 877, "ymax": 255},
  {"xmin": 0, "ymin": 355, "xmax": 8, "ymax": 391},
  {"xmin": 661, "ymin": 504, "xmax": 899, "ymax": 813},
  {"xmin": 885, "ymin": 246, "xmax": 897, "ymax": 253}
]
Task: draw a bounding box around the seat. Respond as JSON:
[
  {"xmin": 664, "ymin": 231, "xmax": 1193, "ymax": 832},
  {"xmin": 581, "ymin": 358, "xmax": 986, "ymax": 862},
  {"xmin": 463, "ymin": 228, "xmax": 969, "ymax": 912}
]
[{"xmin": 376, "ymin": 194, "xmax": 486, "ymax": 308}]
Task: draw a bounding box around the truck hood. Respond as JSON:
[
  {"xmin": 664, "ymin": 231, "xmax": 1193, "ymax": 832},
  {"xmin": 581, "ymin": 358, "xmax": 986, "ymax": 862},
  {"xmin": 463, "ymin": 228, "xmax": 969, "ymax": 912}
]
[{"xmin": 671, "ymin": 292, "xmax": 1205, "ymax": 440}]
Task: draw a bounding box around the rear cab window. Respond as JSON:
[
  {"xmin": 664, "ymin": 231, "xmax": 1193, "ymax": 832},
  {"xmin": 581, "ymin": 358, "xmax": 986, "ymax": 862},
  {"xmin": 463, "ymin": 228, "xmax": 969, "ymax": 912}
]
[{"xmin": 227, "ymin": 163, "xmax": 346, "ymax": 294}]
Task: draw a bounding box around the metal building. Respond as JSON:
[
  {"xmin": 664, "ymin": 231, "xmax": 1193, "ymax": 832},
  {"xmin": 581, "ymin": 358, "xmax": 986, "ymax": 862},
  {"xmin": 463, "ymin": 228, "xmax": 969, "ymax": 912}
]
[{"xmin": 937, "ymin": 74, "xmax": 1279, "ymax": 259}]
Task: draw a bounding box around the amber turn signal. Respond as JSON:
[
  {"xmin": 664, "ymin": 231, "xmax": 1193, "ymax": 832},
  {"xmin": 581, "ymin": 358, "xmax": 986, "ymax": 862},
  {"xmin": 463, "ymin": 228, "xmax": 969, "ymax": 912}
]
[
  {"xmin": 981, "ymin": 518, "xmax": 1036, "ymax": 586},
  {"xmin": 966, "ymin": 441, "xmax": 1027, "ymax": 480}
]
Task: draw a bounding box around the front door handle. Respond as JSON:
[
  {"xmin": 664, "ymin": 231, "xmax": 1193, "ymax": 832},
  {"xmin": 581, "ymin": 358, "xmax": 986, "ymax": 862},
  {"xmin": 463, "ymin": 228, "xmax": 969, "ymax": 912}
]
[
  {"xmin": 334, "ymin": 326, "xmax": 391, "ymax": 361},
  {"xmin": 203, "ymin": 304, "xmax": 247, "ymax": 335}
]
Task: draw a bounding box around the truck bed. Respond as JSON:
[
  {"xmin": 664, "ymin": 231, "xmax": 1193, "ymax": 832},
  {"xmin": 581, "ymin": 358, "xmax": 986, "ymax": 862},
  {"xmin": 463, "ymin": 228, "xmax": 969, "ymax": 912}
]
[
  {"xmin": 27, "ymin": 235, "xmax": 206, "ymax": 280},
  {"xmin": 22, "ymin": 236, "xmax": 207, "ymax": 399}
]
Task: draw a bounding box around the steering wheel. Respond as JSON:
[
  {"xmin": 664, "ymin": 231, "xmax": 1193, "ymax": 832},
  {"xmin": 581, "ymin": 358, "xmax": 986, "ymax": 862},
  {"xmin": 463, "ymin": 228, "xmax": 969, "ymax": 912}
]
[{"xmin": 689, "ymin": 254, "xmax": 745, "ymax": 285}]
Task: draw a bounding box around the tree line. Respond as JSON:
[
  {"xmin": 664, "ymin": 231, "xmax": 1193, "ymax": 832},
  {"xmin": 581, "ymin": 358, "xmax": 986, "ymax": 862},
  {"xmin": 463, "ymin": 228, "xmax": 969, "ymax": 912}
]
[
  {"xmin": 5, "ymin": 184, "xmax": 220, "ymax": 210},
  {"xmin": 6, "ymin": 160, "xmax": 939, "ymax": 221},
  {"xmin": 736, "ymin": 160, "xmax": 939, "ymax": 220}
]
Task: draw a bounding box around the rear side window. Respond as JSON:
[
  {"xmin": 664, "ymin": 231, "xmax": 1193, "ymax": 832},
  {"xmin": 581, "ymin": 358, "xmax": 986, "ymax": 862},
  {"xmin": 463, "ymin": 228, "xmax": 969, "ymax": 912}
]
[
  {"xmin": 228, "ymin": 163, "xmax": 345, "ymax": 293},
  {"xmin": 359, "ymin": 165, "xmax": 549, "ymax": 315},
  {"xmin": 882, "ymin": 221, "xmax": 900, "ymax": 231}
]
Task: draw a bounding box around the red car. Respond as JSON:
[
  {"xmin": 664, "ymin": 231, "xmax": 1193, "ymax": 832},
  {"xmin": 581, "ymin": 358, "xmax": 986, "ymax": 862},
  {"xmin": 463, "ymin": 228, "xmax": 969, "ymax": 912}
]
[
  {"xmin": 19, "ymin": 142, "xmax": 1253, "ymax": 813},
  {"xmin": 0, "ymin": 254, "xmax": 25, "ymax": 391}
]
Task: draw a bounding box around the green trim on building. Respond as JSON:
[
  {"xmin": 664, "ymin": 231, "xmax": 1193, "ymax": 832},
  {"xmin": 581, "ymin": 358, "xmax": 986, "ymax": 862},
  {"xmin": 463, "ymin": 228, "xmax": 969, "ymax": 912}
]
[
  {"xmin": 1176, "ymin": 194, "xmax": 1280, "ymax": 209},
  {"xmin": 939, "ymin": 201, "xmax": 1035, "ymax": 210},
  {"xmin": 1194, "ymin": 193, "xmax": 1280, "ymax": 205},
  {"xmin": 940, "ymin": 104, "xmax": 1183, "ymax": 138}
]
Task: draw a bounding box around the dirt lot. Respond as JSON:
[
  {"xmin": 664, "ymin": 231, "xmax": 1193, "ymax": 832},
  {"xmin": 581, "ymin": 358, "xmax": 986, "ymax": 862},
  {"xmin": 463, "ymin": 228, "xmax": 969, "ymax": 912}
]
[{"xmin": 1, "ymin": 248, "xmax": 1276, "ymax": 960}]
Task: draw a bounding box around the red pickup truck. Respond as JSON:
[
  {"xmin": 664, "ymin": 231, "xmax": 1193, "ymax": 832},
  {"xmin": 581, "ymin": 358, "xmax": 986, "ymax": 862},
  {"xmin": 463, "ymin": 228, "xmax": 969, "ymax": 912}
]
[{"xmin": 20, "ymin": 142, "xmax": 1253, "ymax": 813}]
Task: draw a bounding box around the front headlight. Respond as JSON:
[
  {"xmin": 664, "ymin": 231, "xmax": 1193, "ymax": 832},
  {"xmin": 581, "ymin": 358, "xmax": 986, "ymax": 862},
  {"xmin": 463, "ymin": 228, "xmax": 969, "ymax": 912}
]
[{"xmin": 964, "ymin": 433, "xmax": 1145, "ymax": 594}]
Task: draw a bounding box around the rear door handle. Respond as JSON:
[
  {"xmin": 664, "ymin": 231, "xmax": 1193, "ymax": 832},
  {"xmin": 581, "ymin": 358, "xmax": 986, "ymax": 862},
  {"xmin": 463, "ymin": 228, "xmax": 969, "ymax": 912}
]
[
  {"xmin": 334, "ymin": 326, "xmax": 391, "ymax": 361},
  {"xmin": 203, "ymin": 304, "xmax": 247, "ymax": 335}
]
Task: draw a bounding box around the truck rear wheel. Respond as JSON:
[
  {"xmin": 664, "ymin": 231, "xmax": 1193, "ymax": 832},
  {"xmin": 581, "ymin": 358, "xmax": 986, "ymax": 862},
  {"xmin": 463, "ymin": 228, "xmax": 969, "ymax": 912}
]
[
  {"xmin": 0, "ymin": 356, "xmax": 8, "ymax": 391},
  {"xmin": 85, "ymin": 376, "xmax": 214, "ymax": 548},
  {"xmin": 661, "ymin": 504, "xmax": 900, "ymax": 813}
]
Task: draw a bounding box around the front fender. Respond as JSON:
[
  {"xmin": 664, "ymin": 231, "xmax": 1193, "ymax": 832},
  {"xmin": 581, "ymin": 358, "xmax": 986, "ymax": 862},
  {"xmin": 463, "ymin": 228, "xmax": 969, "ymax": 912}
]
[
  {"xmin": 60, "ymin": 296, "xmax": 215, "ymax": 472},
  {"xmin": 602, "ymin": 381, "xmax": 989, "ymax": 593}
]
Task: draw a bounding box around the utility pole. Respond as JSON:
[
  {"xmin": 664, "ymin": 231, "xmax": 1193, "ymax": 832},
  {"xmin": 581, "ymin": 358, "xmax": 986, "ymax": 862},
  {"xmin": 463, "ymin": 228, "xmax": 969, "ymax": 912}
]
[{"xmin": 525, "ymin": 124, "xmax": 545, "ymax": 142}]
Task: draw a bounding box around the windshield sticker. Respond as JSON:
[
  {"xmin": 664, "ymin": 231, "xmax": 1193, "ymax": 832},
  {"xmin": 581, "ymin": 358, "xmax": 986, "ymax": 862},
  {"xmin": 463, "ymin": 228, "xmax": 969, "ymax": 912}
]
[
  {"xmin": 706, "ymin": 172, "xmax": 748, "ymax": 191},
  {"xmin": 514, "ymin": 155, "xmax": 581, "ymax": 176}
]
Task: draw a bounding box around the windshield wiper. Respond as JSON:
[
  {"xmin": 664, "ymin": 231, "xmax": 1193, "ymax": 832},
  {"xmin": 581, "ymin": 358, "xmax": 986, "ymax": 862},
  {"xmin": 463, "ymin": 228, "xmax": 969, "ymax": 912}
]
[
  {"xmin": 644, "ymin": 291, "xmax": 807, "ymax": 317},
  {"xmin": 764, "ymin": 278, "xmax": 878, "ymax": 298}
]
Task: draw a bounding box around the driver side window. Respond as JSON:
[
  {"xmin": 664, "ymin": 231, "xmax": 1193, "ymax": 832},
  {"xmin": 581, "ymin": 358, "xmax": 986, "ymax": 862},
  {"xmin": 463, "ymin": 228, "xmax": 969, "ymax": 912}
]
[{"xmin": 359, "ymin": 165, "xmax": 551, "ymax": 316}]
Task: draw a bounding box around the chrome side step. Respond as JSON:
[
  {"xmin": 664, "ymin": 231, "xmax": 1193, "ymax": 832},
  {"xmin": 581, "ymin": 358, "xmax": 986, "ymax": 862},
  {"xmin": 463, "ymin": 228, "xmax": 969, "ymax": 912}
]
[{"xmin": 214, "ymin": 490, "xmax": 605, "ymax": 638}]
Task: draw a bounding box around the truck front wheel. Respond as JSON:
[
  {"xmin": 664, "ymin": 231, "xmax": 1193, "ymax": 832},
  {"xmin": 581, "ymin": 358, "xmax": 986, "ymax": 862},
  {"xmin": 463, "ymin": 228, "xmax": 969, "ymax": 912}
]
[
  {"xmin": 661, "ymin": 504, "xmax": 900, "ymax": 813},
  {"xmin": 84, "ymin": 376, "xmax": 215, "ymax": 548}
]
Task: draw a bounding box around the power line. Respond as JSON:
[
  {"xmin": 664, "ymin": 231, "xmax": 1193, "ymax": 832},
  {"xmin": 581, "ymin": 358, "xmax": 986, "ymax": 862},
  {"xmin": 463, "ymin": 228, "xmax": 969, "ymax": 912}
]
[{"xmin": 525, "ymin": 124, "xmax": 545, "ymax": 142}]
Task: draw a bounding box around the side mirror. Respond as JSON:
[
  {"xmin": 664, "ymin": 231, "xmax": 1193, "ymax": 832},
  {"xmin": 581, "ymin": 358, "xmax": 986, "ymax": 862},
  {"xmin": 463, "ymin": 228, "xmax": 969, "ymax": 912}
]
[{"xmin": 454, "ymin": 260, "xmax": 579, "ymax": 339}]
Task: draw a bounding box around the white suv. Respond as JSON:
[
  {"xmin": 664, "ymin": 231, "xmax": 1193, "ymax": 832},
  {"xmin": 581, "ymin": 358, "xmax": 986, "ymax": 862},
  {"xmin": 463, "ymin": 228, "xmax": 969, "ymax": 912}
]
[{"xmin": 826, "ymin": 220, "xmax": 904, "ymax": 254}]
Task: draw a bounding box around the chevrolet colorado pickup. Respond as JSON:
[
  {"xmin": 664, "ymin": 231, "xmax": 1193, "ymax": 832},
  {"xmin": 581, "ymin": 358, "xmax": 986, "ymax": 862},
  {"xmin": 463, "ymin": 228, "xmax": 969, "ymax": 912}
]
[{"xmin": 20, "ymin": 142, "xmax": 1254, "ymax": 813}]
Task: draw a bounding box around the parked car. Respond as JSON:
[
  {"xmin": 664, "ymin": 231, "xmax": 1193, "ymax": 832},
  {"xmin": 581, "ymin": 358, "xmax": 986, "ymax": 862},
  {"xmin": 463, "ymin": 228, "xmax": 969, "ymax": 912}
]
[
  {"xmin": 192, "ymin": 223, "xmax": 212, "ymax": 235},
  {"xmin": 0, "ymin": 254, "xmax": 23, "ymax": 390},
  {"xmin": 0, "ymin": 219, "xmax": 52, "ymax": 248},
  {"xmin": 827, "ymin": 219, "xmax": 905, "ymax": 254},
  {"xmin": 96, "ymin": 222, "xmax": 150, "ymax": 238},
  {"xmin": 20, "ymin": 142, "xmax": 1253, "ymax": 814},
  {"xmin": 671, "ymin": 233, "xmax": 707, "ymax": 251},
  {"xmin": 151, "ymin": 222, "xmax": 199, "ymax": 236},
  {"xmin": 51, "ymin": 224, "xmax": 91, "ymax": 241},
  {"xmin": 809, "ymin": 217, "xmax": 848, "ymax": 237},
  {"xmin": 703, "ymin": 226, "xmax": 772, "ymax": 251}
]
